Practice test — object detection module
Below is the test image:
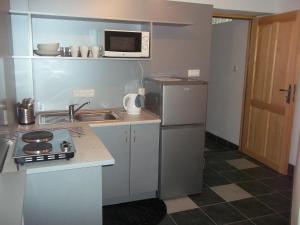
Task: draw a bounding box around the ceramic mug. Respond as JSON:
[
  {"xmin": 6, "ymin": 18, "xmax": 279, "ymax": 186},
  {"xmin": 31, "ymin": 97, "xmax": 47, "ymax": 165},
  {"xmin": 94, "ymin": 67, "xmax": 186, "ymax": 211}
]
[
  {"xmin": 71, "ymin": 45, "xmax": 79, "ymax": 57},
  {"xmin": 79, "ymin": 46, "xmax": 89, "ymax": 58},
  {"xmin": 91, "ymin": 46, "xmax": 100, "ymax": 58}
]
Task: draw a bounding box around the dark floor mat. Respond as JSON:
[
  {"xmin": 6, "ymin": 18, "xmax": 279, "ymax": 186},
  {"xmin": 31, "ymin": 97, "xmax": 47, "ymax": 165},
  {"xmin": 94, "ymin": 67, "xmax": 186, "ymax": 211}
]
[{"xmin": 103, "ymin": 198, "xmax": 166, "ymax": 225}]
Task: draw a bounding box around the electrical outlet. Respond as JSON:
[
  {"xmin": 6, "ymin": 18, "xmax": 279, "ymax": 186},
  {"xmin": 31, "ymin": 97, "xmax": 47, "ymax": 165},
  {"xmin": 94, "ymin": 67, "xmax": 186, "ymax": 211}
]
[
  {"xmin": 73, "ymin": 89, "xmax": 95, "ymax": 97},
  {"xmin": 188, "ymin": 69, "xmax": 201, "ymax": 78}
]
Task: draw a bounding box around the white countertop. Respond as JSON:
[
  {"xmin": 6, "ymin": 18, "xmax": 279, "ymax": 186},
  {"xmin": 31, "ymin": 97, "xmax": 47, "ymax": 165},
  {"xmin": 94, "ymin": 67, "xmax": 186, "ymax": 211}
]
[{"xmin": 3, "ymin": 109, "xmax": 160, "ymax": 174}]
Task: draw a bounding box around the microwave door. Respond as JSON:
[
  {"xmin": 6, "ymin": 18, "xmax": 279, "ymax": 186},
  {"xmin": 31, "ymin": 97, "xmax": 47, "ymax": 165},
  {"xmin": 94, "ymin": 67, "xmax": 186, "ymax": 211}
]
[
  {"xmin": 105, "ymin": 31, "xmax": 141, "ymax": 52},
  {"xmin": 103, "ymin": 30, "xmax": 149, "ymax": 57}
]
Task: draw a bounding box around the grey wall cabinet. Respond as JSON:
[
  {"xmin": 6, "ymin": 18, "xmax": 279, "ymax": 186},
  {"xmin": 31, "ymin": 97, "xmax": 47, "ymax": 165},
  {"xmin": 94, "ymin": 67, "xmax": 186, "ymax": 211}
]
[{"xmin": 92, "ymin": 123, "xmax": 159, "ymax": 205}]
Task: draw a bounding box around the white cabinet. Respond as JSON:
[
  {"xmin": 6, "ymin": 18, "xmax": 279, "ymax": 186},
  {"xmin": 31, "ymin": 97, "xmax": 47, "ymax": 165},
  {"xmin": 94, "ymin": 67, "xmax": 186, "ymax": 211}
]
[{"xmin": 92, "ymin": 123, "xmax": 160, "ymax": 205}]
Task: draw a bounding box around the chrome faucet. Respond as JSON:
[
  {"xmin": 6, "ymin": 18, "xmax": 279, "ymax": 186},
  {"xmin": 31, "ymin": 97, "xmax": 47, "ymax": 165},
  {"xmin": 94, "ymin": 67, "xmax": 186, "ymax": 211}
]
[{"xmin": 68, "ymin": 101, "xmax": 90, "ymax": 122}]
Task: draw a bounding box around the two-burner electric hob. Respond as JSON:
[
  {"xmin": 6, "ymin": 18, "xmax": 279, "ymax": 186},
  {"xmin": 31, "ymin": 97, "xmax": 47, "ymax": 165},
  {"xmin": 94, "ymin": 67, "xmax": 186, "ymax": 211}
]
[{"xmin": 13, "ymin": 129, "xmax": 76, "ymax": 165}]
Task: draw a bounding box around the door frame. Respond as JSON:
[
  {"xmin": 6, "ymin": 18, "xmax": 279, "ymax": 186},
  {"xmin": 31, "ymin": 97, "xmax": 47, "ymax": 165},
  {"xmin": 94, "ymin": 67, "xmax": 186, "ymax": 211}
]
[{"xmin": 212, "ymin": 12, "xmax": 254, "ymax": 150}]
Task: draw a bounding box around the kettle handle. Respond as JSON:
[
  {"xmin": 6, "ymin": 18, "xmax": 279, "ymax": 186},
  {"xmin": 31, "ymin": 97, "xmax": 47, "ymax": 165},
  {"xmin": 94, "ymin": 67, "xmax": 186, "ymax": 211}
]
[{"xmin": 123, "ymin": 94, "xmax": 130, "ymax": 110}]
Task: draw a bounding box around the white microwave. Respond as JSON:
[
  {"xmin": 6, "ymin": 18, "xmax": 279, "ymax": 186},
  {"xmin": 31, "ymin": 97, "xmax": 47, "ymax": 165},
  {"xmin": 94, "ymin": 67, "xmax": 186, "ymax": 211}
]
[{"xmin": 103, "ymin": 30, "xmax": 150, "ymax": 58}]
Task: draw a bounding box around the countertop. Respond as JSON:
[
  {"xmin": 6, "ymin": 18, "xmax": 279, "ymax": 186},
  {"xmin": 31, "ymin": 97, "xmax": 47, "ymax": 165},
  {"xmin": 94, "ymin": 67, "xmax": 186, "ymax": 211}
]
[{"xmin": 3, "ymin": 109, "xmax": 161, "ymax": 174}]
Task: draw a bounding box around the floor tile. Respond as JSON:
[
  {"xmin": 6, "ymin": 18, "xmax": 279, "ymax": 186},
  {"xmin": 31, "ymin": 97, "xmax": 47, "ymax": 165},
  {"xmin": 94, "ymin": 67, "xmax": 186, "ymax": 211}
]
[
  {"xmin": 226, "ymin": 159, "xmax": 259, "ymax": 170},
  {"xmin": 205, "ymin": 147, "xmax": 211, "ymax": 152},
  {"xmin": 228, "ymin": 221, "xmax": 254, "ymax": 225},
  {"xmin": 256, "ymin": 193, "xmax": 291, "ymax": 212},
  {"xmin": 204, "ymin": 152, "xmax": 225, "ymax": 164},
  {"xmin": 204, "ymin": 169, "xmax": 231, "ymax": 187},
  {"xmin": 189, "ymin": 187, "xmax": 225, "ymax": 207},
  {"xmin": 207, "ymin": 161, "xmax": 237, "ymax": 172},
  {"xmin": 205, "ymin": 140, "xmax": 228, "ymax": 152},
  {"xmin": 158, "ymin": 215, "xmax": 176, "ymax": 225},
  {"xmin": 279, "ymin": 210, "xmax": 291, "ymax": 219},
  {"xmin": 216, "ymin": 151, "xmax": 244, "ymax": 160},
  {"xmin": 164, "ymin": 197, "xmax": 199, "ymax": 214},
  {"xmin": 171, "ymin": 208, "xmax": 215, "ymax": 225},
  {"xmin": 278, "ymin": 174, "xmax": 294, "ymax": 183},
  {"xmin": 251, "ymin": 213, "xmax": 289, "ymax": 225},
  {"xmin": 236, "ymin": 180, "xmax": 273, "ymax": 196},
  {"xmin": 279, "ymin": 189, "xmax": 293, "ymax": 199},
  {"xmin": 220, "ymin": 170, "xmax": 253, "ymax": 183},
  {"xmin": 230, "ymin": 198, "xmax": 274, "ymax": 218},
  {"xmin": 242, "ymin": 167, "xmax": 276, "ymax": 179},
  {"xmin": 201, "ymin": 202, "xmax": 246, "ymax": 225},
  {"xmin": 211, "ymin": 184, "xmax": 252, "ymax": 202},
  {"xmin": 259, "ymin": 177, "xmax": 293, "ymax": 191}
]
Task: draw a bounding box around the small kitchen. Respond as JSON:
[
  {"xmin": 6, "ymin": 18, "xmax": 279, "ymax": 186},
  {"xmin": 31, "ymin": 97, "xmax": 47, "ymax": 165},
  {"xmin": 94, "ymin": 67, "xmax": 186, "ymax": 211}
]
[{"xmin": 0, "ymin": 0, "xmax": 212, "ymax": 225}]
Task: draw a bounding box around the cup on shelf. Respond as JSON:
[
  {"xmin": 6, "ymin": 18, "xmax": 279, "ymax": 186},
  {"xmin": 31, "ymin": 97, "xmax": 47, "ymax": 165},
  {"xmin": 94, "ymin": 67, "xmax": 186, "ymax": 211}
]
[
  {"xmin": 91, "ymin": 46, "xmax": 100, "ymax": 58},
  {"xmin": 71, "ymin": 45, "xmax": 79, "ymax": 57},
  {"xmin": 60, "ymin": 47, "xmax": 71, "ymax": 57},
  {"xmin": 79, "ymin": 46, "xmax": 89, "ymax": 58}
]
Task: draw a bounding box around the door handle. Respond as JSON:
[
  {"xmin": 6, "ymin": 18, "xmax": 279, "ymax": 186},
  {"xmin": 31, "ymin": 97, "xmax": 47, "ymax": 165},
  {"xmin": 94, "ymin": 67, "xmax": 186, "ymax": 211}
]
[{"xmin": 279, "ymin": 84, "xmax": 292, "ymax": 103}]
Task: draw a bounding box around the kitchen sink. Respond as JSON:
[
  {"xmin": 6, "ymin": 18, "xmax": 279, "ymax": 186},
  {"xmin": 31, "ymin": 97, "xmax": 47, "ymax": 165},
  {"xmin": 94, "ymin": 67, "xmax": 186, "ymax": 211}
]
[
  {"xmin": 75, "ymin": 111, "xmax": 120, "ymax": 122},
  {"xmin": 38, "ymin": 110, "xmax": 120, "ymax": 124},
  {"xmin": 38, "ymin": 111, "xmax": 69, "ymax": 124}
]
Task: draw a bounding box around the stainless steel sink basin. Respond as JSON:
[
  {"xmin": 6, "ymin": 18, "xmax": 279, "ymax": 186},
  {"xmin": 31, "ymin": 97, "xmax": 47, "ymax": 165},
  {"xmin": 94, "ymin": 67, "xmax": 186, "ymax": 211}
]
[
  {"xmin": 75, "ymin": 111, "xmax": 120, "ymax": 122},
  {"xmin": 38, "ymin": 110, "xmax": 120, "ymax": 124},
  {"xmin": 38, "ymin": 111, "xmax": 69, "ymax": 124}
]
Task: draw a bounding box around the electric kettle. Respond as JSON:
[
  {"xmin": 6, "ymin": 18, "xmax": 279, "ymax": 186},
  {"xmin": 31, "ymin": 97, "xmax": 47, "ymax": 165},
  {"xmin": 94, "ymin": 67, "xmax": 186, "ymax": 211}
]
[{"xmin": 123, "ymin": 93, "xmax": 143, "ymax": 115}]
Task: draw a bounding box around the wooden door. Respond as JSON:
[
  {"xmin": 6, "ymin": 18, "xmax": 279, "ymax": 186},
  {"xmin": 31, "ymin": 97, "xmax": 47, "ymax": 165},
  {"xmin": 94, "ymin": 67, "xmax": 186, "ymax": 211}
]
[{"xmin": 242, "ymin": 11, "xmax": 300, "ymax": 174}]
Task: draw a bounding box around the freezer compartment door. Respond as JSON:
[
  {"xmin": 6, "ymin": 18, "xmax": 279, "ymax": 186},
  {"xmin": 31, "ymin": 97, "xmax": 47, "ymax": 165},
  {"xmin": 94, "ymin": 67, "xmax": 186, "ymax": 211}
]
[
  {"xmin": 160, "ymin": 125, "xmax": 205, "ymax": 199},
  {"xmin": 162, "ymin": 84, "xmax": 207, "ymax": 126}
]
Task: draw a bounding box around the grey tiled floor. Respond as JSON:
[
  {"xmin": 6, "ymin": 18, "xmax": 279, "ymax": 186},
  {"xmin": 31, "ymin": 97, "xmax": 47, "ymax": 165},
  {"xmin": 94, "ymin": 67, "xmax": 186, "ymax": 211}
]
[{"xmin": 160, "ymin": 138, "xmax": 293, "ymax": 225}]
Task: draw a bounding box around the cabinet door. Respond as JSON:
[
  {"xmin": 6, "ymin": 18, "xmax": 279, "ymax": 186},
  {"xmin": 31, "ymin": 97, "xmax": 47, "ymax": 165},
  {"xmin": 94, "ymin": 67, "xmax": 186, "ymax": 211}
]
[
  {"xmin": 130, "ymin": 123, "xmax": 160, "ymax": 195},
  {"xmin": 92, "ymin": 125, "xmax": 130, "ymax": 203}
]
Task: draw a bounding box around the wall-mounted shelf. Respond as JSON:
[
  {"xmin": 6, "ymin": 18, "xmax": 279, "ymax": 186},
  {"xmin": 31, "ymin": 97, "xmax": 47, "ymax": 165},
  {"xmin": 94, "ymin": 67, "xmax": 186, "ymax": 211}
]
[
  {"xmin": 9, "ymin": 10, "xmax": 194, "ymax": 26},
  {"xmin": 12, "ymin": 56, "xmax": 151, "ymax": 61}
]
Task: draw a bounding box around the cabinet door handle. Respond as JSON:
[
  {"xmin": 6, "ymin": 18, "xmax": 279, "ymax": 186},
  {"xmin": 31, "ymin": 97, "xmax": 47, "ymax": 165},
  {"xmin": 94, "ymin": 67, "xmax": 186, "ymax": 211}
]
[
  {"xmin": 133, "ymin": 130, "xmax": 136, "ymax": 143},
  {"xmin": 125, "ymin": 131, "xmax": 128, "ymax": 143}
]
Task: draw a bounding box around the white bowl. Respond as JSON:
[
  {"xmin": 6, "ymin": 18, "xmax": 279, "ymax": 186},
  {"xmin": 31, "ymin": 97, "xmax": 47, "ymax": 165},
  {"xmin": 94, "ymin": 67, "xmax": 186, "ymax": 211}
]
[{"xmin": 37, "ymin": 43, "xmax": 60, "ymax": 52}]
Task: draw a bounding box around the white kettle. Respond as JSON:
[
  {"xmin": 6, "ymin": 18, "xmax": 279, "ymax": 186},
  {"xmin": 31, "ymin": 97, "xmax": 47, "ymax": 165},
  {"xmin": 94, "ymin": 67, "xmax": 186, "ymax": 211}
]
[{"xmin": 123, "ymin": 93, "xmax": 143, "ymax": 115}]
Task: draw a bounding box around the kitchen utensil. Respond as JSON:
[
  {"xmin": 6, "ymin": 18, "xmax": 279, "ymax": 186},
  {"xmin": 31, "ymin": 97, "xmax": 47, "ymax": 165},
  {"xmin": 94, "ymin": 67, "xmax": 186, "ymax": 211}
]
[
  {"xmin": 17, "ymin": 98, "xmax": 35, "ymax": 125},
  {"xmin": 123, "ymin": 93, "xmax": 142, "ymax": 115},
  {"xmin": 33, "ymin": 50, "xmax": 60, "ymax": 56},
  {"xmin": 80, "ymin": 46, "xmax": 89, "ymax": 58},
  {"xmin": 60, "ymin": 47, "xmax": 71, "ymax": 57},
  {"xmin": 71, "ymin": 45, "xmax": 79, "ymax": 57},
  {"xmin": 91, "ymin": 46, "xmax": 100, "ymax": 58},
  {"xmin": 37, "ymin": 43, "xmax": 59, "ymax": 52}
]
